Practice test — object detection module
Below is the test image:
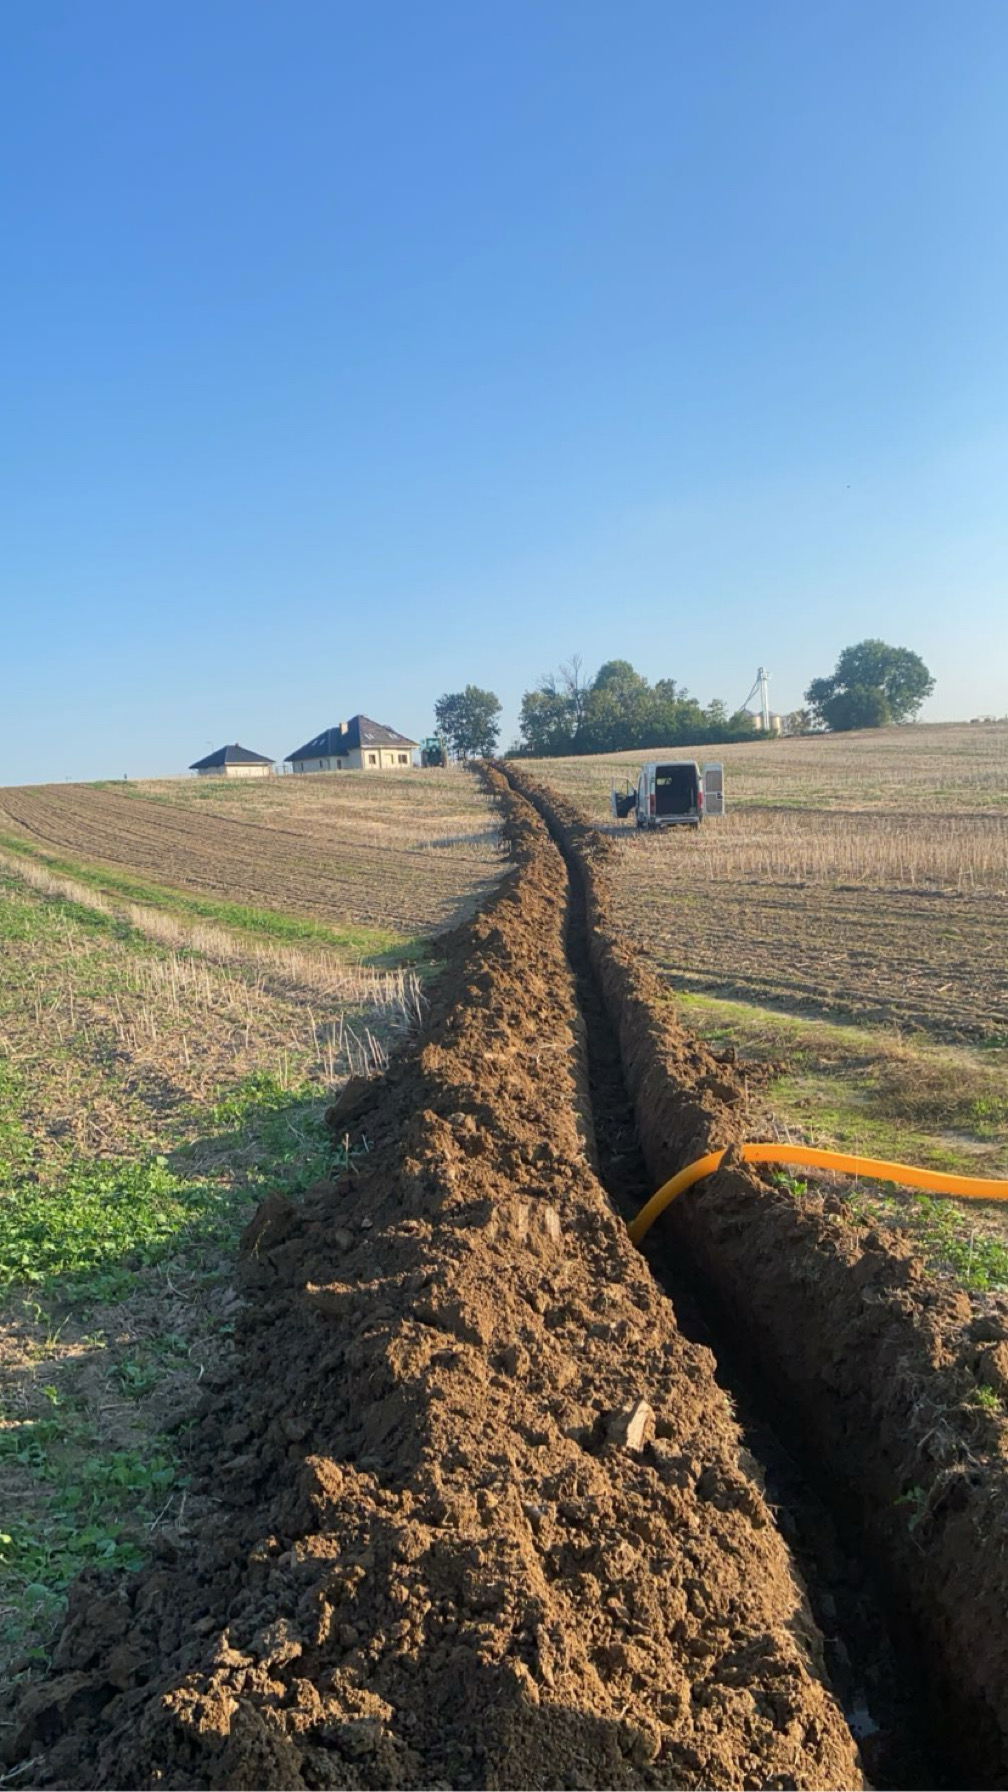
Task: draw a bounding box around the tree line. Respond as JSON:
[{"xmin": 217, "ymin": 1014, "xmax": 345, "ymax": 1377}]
[
  {"xmin": 432, "ymin": 641, "xmax": 935, "ymax": 761},
  {"xmin": 517, "ymin": 657, "xmax": 759, "ymax": 756}
]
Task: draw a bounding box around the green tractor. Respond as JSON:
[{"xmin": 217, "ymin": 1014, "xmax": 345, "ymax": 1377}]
[{"xmin": 420, "ymin": 735, "xmax": 448, "ymax": 768}]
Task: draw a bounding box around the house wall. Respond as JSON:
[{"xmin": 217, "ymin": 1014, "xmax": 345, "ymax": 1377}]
[
  {"xmin": 196, "ymin": 763, "xmax": 272, "ymax": 778},
  {"xmin": 290, "ymin": 747, "xmax": 416, "ymax": 773},
  {"xmin": 290, "ymin": 752, "xmax": 360, "ymax": 773},
  {"xmin": 360, "ymin": 747, "xmax": 415, "ymax": 769}
]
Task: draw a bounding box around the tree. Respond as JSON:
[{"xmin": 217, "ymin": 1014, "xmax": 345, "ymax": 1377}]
[
  {"xmin": 514, "ymin": 654, "xmax": 591, "ymax": 755},
  {"xmin": 434, "ymin": 685, "xmax": 502, "ymax": 759},
  {"xmin": 518, "ymin": 686, "xmax": 574, "ymax": 757},
  {"xmin": 804, "ymin": 640, "xmax": 935, "ymax": 732},
  {"xmin": 557, "ymin": 655, "xmax": 590, "ymax": 738},
  {"xmin": 580, "ymin": 660, "xmax": 652, "ymax": 752}
]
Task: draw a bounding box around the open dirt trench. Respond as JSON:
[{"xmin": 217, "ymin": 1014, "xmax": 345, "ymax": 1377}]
[
  {"xmin": 501, "ymin": 761, "xmax": 1008, "ymax": 1790},
  {"xmin": 540, "ymin": 792, "xmax": 934, "ymax": 1789},
  {"xmin": 7, "ymin": 770, "xmax": 866, "ymax": 1790}
]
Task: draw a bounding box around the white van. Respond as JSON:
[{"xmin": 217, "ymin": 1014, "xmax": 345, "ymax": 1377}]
[{"xmin": 611, "ymin": 760, "xmax": 724, "ymax": 830}]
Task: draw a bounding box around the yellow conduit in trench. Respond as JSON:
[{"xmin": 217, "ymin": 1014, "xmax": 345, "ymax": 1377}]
[{"xmin": 628, "ymin": 1143, "xmax": 1008, "ymax": 1246}]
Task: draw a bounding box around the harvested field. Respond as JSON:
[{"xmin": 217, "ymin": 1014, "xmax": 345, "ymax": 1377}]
[
  {"xmin": 526, "ymin": 722, "xmax": 1008, "ymax": 1046},
  {"xmin": 10, "ymin": 765, "xmax": 1008, "ymax": 1788},
  {"xmin": 0, "ymin": 769, "xmax": 502, "ymax": 944},
  {"xmin": 527, "ymin": 723, "xmax": 1008, "ymax": 1273}
]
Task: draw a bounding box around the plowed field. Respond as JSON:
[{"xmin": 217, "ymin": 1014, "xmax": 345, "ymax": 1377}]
[{"xmin": 0, "ymin": 771, "xmax": 502, "ymax": 941}]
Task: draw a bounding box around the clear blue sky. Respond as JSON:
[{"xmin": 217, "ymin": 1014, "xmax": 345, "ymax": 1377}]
[{"xmin": 3, "ymin": 0, "xmax": 1007, "ymax": 783}]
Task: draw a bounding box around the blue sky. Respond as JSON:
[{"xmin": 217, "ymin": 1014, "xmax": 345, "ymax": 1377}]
[{"xmin": 3, "ymin": 0, "xmax": 1007, "ymax": 783}]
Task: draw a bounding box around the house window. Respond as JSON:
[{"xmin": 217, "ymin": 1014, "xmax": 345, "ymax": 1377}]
[
  {"xmin": 398, "ymin": 754, "xmax": 407, "ymax": 764},
  {"xmin": 368, "ymin": 753, "xmax": 377, "ymax": 765},
  {"xmin": 319, "ymin": 759, "xmax": 324, "ymax": 769},
  {"xmin": 336, "ymin": 759, "xmax": 342, "ymax": 769}
]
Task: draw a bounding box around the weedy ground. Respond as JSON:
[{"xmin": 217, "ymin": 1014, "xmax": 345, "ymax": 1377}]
[
  {"xmin": 0, "ymin": 769, "xmax": 503, "ymax": 1676},
  {"xmin": 528, "ymin": 722, "xmax": 1008, "ymax": 1284}
]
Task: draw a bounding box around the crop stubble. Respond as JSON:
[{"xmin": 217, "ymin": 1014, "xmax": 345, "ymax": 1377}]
[{"xmin": 528, "ymin": 722, "xmax": 1008, "ymax": 1044}]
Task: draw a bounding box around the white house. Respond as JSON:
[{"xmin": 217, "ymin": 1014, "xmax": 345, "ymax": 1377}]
[
  {"xmin": 285, "ymin": 715, "xmax": 418, "ymax": 774},
  {"xmin": 189, "ymin": 743, "xmax": 274, "ymax": 778}
]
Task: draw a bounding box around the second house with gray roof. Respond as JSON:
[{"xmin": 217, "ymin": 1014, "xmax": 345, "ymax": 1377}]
[{"xmin": 285, "ymin": 714, "xmax": 418, "ymax": 774}]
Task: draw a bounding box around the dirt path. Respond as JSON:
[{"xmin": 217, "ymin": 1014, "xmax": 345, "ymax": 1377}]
[{"xmin": 5, "ymin": 774, "xmax": 863, "ymax": 1787}]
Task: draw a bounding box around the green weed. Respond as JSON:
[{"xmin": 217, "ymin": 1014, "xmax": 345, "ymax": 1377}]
[
  {"xmin": 894, "ymin": 1484, "xmax": 928, "ymax": 1531},
  {"xmin": 0, "ymin": 1156, "xmax": 236, "ymax": 1303},
  {"xmin": 0, "ymin": 1416, "xmax": 177, "ymax": 1623},
  {"xmin": 0, "ymin": 1071, "xmax": 359, "ymax": 1652}
]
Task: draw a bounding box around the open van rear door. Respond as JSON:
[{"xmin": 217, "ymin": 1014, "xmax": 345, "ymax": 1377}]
[{"xmin": 702, "ymin": 763, "xmax": 725, "ymax": 816}]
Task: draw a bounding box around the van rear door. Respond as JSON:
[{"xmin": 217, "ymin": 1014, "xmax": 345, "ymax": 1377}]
[
  {"xmin": 702, "ymin": 763, "xmax": 725, "ymax": 816},
  {"xmin": 655, "ymin": 763, "xmax": 697, "ymax": 816}
]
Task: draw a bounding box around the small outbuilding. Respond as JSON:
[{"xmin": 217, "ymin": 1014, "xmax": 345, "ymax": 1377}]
[
  {"xmin": 189, "ymin": 743, "xmax": 274, "ymax": 778},
  {"xmin": 285, "ymin": 715, "xmax": 418, "ymax": 774}
]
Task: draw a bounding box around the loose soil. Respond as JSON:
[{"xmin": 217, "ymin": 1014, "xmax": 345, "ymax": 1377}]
[
  {"xmin": 502, "ymin": 762, "xmax": 1008, "ymax": 1787},
  {"xmin": 6, "ymin": 775, "xmax": 863, "ymax": 1788}
]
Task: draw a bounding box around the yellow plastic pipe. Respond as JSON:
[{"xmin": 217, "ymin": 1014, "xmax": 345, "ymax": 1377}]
[{"xmin": 628, "ymin": 1143, "xmax": 1008, "ymax": 1245}]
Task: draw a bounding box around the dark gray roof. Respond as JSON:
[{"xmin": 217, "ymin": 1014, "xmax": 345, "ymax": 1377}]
[
  {"xmin": 285, "ymin": 714, "xmax": 418, "ymax": 761},
  {"xmin": 189, "ymin": 743, "xmax": 274, "ymax": 771}
]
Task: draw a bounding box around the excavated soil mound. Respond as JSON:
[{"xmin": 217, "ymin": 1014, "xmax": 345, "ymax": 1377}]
[
  {"xmin": 7, "ymin": 774, "xmax": 863, "ymax": 1789},
  {"xmin": 502, "ymin": 761, "xmax": 1008, "ymax": 1785}
]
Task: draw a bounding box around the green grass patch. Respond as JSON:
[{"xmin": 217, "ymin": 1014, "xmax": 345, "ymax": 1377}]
[
  {"xmin": 0, "ymin": 871, "xmax": 127, "ymax": 945},
  {"xmin": 0, "ymin": 1156, "xmax": 238, "ymax": 1304},
  {"xmin": 0, "ymin": 1422, "xmax": 176, "ymax": 1625},
  {"xmin": 0, "ymin": 832, "xmax": 424, "ymax": 964},
  {"xmin": 0, "ymin": 1070, "xmax": 356, "ymax": 1657},
  {"xmin": 674, "ymin": 990, "xmax": 1008, "ymax": 1178},
  {"xmin": 773, "ymin": 1171, "xmax": 1008, "ymax": 1292},
  {"xmin": 0, "ymin": 1064, "xmax": 34, "ymax": 1187},
  {"xmin": 677, "ymin": 990, "xmax": 1008, "ymax": 1295},
  {"xmin": 0, "ymin": 1073, "xmax": 336, "ymax": 1306}
]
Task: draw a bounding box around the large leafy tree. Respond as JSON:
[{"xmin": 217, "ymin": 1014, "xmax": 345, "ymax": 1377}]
[
  {"xmin": 805, "ymin": 640, "xmax": 935, "ymax": 732},
  {"xmin": 434, "ymin": 685, "xmax": 502, "ymax": 758}
]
